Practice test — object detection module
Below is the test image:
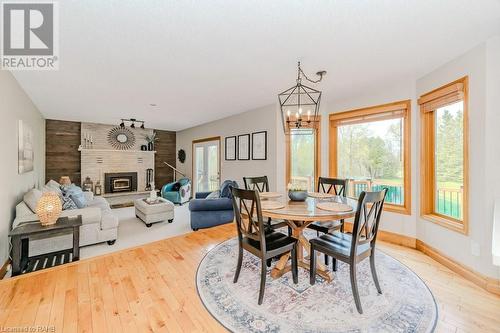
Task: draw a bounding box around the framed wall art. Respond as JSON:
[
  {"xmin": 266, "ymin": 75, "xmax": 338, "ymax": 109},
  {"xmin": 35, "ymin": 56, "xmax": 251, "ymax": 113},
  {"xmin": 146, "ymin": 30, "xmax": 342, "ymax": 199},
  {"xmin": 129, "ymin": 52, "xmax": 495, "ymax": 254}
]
[
  {"xmin": 225, "ymin": 136, "xmax": 236, "ymax": 160},
  {"xmin": 252, "ymin": 131, "xmax": 267, "ymax": 160},
  {"xmin": 237, "ymin": 134, "xmax": 250, "ymax": 160}
]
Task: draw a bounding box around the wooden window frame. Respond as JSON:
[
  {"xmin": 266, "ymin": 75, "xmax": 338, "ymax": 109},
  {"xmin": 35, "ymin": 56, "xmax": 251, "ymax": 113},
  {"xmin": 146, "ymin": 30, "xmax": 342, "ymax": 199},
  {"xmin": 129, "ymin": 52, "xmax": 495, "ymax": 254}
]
[
  {"xmin": 285, "ymin": 116, "xmax": 321, "ymax": 189},
  {"xmin": 329, "ymin": 100, "xmax": 412, "ymax": 215},
  {"xmin": 419, "ymin": 77, "xmax": 469, "ymax": 234}
]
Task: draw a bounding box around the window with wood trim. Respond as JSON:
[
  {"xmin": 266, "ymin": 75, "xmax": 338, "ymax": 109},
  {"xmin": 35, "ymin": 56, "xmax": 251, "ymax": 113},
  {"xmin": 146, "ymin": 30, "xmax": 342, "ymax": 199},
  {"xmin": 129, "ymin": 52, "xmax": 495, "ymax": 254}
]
[
  {"xmin": 286, "ymin": 117, "xmax": 321, "ymax": 192},
  {"xmin": 329, "ymin": 100, "xmax": 411, "ymax": 215},
  {"xmin": 419, "ymin": 77, "xmax": 468, "ymax": 234}
]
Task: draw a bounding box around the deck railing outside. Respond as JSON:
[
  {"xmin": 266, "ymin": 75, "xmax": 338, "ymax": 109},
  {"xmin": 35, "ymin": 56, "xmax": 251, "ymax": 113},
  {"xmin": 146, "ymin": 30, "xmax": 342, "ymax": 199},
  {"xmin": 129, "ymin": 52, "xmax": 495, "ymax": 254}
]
[{"xmin": 346, "ymin": 179, "xmax": 463, "ymax": 218}]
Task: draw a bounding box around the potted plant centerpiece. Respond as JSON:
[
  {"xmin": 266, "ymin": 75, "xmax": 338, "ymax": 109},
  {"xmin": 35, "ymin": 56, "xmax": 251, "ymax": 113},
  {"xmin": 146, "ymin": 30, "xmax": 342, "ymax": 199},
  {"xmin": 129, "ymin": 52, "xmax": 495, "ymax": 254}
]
[{"xmin": 287, "ymin": 181, "xmax": 308, "ymax": 201}]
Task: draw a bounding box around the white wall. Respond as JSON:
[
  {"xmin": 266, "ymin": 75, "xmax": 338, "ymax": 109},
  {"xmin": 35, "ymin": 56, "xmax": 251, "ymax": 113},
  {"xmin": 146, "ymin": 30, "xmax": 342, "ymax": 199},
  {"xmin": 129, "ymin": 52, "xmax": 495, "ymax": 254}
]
[
  {"xmin": 0, "ymin": 71, "xmax": 45, "ymax": 266},
  {"xmin": 176, "ymin": 105, "xmax": 279, "ymax": 190},
  {"xmin": 416, "ymin": 40, "xmax": 500, "ymax": 279}
]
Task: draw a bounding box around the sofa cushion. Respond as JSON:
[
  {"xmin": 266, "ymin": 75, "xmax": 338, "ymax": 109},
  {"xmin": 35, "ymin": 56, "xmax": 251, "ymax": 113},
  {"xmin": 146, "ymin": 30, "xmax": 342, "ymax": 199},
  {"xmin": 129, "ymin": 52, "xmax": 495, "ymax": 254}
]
[
  {"xmin": 23, "ymin": 188, "xmax": 42, "ymax": 213},
  {"xmin": 220, "ymin": 180, "xmax": 238, "ymax": 198},
  {"xmin": 87, "ymin": 196, "xmax": 111, "ymax": 212},
  {"xmin": 60, "ymin": 207, "xmax": 101, "ymax": 225},
  {"xmin": 206, "ymin": 190, "xmax": 220, "ymax": 199}
]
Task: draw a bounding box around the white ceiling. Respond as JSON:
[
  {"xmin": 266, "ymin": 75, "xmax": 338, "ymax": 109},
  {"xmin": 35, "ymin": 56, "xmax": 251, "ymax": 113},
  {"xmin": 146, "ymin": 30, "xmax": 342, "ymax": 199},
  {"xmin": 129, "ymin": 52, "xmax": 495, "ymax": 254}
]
[{"xmin": 12, "ymin": 0, "xmax": 500, "ymax": 131}]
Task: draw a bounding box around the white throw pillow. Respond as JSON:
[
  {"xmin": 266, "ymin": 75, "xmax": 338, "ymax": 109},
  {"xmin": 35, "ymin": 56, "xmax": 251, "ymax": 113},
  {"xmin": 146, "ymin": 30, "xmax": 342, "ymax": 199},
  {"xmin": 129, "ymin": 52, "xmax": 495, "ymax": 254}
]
[
  {"xmin": 23, "ymin": 188, "xmax": 42, "ymax": 213},
  {"xmin": 45, "ymin": 179, "xmax": 62, "ymax": 195}
]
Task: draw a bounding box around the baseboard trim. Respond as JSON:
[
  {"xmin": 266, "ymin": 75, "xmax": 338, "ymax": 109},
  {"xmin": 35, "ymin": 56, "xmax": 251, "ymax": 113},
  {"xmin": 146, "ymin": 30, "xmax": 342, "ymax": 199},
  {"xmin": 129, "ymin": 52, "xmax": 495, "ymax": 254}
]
[
  {"xmin": 0, "ymin": 259, "xmax": 10, "ymax": 279},
  {"xmin": 343, "ymin": 222, "xmax": 417, "ymax": 249},
  {"xmin": 343, "ymin": 222, "xmax": 499, "ymax": 296},
  {"xmin": 415, "ymin": 240, "xmax": 500, "ymax": 296}
]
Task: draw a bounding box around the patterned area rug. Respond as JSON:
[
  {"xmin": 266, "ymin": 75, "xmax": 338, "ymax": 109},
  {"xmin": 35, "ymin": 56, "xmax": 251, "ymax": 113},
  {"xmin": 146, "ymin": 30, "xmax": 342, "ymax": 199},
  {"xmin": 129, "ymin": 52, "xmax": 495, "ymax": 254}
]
[{"xmin": 196, "ymin": 237, "xmax": 438, "ymax": 333}]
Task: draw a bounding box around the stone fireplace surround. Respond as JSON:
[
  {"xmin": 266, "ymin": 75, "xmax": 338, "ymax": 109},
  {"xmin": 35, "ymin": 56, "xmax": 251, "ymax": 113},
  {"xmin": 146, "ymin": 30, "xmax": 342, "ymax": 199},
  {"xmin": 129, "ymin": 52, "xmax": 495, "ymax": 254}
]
[{"xmin": 80, "ymin": 123, "xmax": 155, "ymax": 194}]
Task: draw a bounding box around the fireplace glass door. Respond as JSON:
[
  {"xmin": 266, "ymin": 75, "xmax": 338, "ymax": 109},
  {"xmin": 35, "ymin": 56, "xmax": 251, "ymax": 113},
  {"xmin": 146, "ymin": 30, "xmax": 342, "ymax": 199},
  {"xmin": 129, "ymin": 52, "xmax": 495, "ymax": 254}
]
[{"xmin": 193, "ymin": 139, "xmax": 220, "ymax": 193}]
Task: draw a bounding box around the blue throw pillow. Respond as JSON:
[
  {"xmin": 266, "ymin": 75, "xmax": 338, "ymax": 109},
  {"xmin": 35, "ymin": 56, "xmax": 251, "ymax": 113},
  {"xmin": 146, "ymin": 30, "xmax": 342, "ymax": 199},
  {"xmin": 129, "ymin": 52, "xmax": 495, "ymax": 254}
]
[
  {"xmin": 61, "ymin": 184, "xmax": 87, "ymax": 209},
  {"xmin": 220, "ymin": 180, "xmax": 238, "ymax": 198}
]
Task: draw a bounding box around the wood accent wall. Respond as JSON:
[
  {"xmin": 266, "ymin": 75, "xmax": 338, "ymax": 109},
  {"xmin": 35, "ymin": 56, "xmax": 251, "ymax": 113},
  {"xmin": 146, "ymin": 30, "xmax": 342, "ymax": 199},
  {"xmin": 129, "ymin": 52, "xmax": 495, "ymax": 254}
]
[
  {"xmin": 46, "ymin": 119, "xmax": 82, "ymax": 185},
  {"xmin": 154, "ymin": 130, "xmax": 176, "ymax": 187},
  {"xmin": 46, "ymin": 120, "xmax": 176, "ymax": 188}
]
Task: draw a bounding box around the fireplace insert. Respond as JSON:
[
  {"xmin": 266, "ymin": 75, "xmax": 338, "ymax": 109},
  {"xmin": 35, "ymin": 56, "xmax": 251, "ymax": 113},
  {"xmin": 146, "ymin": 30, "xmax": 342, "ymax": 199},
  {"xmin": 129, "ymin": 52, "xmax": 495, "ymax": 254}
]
[{"xmin": 104, "ymin": 172, "xmax": 138, "ymax": 193}]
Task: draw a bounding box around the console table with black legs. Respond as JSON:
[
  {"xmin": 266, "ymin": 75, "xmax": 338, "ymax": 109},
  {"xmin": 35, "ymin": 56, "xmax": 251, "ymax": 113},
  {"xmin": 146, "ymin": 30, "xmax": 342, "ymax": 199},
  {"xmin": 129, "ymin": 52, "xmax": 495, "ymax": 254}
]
[{"xmin": 9, "ymin": 215, "xmax": 83, "ymax": 276}]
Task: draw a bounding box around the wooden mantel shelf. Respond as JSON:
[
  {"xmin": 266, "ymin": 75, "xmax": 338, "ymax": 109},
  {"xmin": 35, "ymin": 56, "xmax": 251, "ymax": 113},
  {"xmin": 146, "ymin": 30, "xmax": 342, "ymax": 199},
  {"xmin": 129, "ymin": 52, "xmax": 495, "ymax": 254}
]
[{"xmin": 79, "ymin": 148, "xmax": 156, "ymax": 153}]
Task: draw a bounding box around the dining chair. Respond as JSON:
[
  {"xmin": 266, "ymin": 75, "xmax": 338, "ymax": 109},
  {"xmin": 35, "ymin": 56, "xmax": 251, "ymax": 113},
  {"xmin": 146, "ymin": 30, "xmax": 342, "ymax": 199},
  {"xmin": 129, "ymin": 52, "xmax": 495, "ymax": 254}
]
[
  {"xmin": 231, "ymin": 187, "xmax": 298, "ymax": 305},
  {"xmin": 307, "ymin": 177, "xmax": 347, "ymax": 265},
  {"xmin": 309, "ymin": 189, "xmax": 388, "ymax": 314},
  {"xmin": 243, "ymin": 175, "xmax": 289, "ymax": 236},
  {"xmin": 243, "ymin": 176, "xmax": 270, "ymax": 192}
]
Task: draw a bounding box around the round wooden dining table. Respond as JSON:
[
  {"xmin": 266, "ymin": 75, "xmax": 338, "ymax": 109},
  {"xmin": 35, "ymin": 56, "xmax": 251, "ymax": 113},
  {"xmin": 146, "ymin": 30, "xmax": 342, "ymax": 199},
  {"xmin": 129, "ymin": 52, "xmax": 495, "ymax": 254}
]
[{"xmin": 261, "ymin": 195, "xmax": 358, "ymax": 282}]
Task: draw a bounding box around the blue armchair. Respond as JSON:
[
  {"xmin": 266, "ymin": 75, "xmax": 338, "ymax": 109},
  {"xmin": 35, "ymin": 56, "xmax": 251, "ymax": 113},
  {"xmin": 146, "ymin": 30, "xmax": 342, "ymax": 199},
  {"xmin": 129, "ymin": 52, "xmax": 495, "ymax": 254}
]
[
  {"xmin": 161, "ymin": 177, "xmax": 191, "ymax": 204},
  {"xmin": 188, "ymin": 180, "xmax": 238, "ymax": 231}
]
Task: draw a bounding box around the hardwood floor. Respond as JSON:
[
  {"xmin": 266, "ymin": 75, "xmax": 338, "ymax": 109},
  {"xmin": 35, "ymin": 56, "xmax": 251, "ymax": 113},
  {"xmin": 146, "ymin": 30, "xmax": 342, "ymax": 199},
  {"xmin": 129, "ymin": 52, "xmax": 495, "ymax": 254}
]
[{"xmin": 1, "ymin": 224, "xmax": 499, "ymax": 333}]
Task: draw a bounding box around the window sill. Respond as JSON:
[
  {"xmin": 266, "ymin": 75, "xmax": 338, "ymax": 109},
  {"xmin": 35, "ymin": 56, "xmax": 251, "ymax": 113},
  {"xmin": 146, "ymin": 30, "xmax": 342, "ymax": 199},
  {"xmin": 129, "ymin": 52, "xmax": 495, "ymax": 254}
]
[
  {"xmin": 384, "ymin": 204, "xmax": 411, "ymax": 216},
  {"xmin": 421, "ymin": 213, "xmax": 467, "ymax": 235}
]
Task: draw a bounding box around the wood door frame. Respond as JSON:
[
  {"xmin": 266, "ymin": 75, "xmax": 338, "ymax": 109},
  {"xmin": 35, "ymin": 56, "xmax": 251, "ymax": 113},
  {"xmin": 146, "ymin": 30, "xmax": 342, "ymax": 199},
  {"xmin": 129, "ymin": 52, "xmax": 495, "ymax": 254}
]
[
  {"xmin": 285, "ymin": 116, "xmax": 321, "ymax": 189},
  {"xmin": 192, "ymin": 136, "xmax": 221, "ymax": 193}
]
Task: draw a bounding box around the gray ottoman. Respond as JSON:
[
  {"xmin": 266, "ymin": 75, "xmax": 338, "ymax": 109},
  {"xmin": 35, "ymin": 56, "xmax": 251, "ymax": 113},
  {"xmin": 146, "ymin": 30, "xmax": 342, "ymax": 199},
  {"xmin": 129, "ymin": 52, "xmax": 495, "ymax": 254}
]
[{"xmin": 134, "ymin": 197, "xmax": 175, "ymax": 227}]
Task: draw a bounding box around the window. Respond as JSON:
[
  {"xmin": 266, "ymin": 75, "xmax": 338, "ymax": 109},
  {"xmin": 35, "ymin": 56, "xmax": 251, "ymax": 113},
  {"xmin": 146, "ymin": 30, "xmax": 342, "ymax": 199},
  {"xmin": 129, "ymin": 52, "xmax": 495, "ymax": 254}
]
[
  {"xmin": 286, "ymin": 118, "xmax": 320, "ymax": 192},
  {"xmin": 419, "ymin": 77, "xmax": 468, "ymax": 234},
  {"xmin": 329, "ymin": 100, "xmax": 411, "ymax": 214}
]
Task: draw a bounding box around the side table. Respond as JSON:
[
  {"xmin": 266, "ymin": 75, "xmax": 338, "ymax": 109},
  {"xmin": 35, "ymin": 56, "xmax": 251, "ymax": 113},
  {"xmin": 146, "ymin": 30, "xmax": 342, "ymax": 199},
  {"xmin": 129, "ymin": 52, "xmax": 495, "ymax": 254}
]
[{"xmin": 9, "ymin": 215, "xmax": 83, "ymax": 276}]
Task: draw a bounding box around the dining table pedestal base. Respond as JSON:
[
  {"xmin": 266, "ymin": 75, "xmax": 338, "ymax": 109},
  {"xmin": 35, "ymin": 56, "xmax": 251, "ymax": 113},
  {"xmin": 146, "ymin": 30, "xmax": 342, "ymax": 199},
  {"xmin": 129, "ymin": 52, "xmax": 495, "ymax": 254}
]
[{"xmin": 270, "ymin": 223, "xmax": 333, "ymax": 282}]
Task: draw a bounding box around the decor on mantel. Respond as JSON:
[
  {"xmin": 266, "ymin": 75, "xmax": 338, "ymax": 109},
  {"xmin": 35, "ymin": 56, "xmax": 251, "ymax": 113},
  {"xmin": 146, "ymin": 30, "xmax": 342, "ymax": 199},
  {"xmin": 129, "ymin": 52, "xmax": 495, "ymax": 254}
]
[
  {"xmin": 225, "ymin": 136, "xmax": 236, "ymax": 161},
  {"xmin": 237, "ymin": 134, "xmax": 250, "ymax": 160},
  {"xmin": 177, "ymin": 149, "xmax": 186, "ymax": 163},
  {"xmin": 144, "ymin": 131, "xmax": 158, "ymax": 151},
  {"xmin": 36, "ymin": 192, "xmax": 63, "ymax": 226},
  {"xmin": 18, "ymin": 120, "xmax": 34, "ymax": 174},
  {"xmin": 251, "ymin": 131, "xmax": 267, "ymax": 160},
  {"xmin": 119, "ymin": 118, "xmax": 145, "ymax": 129},
  {"xmin": 278, "ymin": 61, "xmax": 325, "ymax": 134},
  {"xmin": 82, "ymin": 133, "xmax": 94, "ymax": 149},
  {"xmin": 107, "ymin": 126, "xmax": 136, "ymax": 150}
]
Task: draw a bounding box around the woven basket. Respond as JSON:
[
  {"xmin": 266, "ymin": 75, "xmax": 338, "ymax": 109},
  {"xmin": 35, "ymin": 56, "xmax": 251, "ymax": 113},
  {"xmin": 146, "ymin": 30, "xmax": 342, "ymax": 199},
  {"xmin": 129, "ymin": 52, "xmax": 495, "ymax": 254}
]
[{"xmin": 36, "ymin": 192, "xmax": 62, "ymax": 226}]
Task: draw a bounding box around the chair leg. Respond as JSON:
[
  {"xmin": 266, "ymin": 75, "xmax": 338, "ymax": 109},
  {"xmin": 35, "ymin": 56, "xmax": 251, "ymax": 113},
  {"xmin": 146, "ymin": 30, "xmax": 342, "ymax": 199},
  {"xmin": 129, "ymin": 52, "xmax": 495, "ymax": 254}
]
[
  {"xmin": 324, "ymin": 254, "xmax": 329, "ymax": 266},
  {"xmin": 233, "ymin": 246, "xmax": 243, "ymax": 283},
  {"xmin": 350, "ymin": 264, "xmax": 363, "ymax": 314},
  {"xmin": 332, "ymin": 257, "xmax": 337, "ymax": 272},
  {"xmin": 340, "ymin": 220, "xmax": 345, "ymax": 232},
  {"xmin": 288, "ymin": 226, "xmax": 292, "ymax": 236},
  {"xmin": 291, "ymin": 245, "xmax": 298, "ymax": 284},
  {"xmin": 370, "ymin": 254, "xmax": 382, "ymax": 294},
  {"xmin": 310, "ymin": 244, "xmax": 316, "ymax": 285},
  {"xmin": 258, "ymin": 260, "xmax": 267, "ymax": 305}
]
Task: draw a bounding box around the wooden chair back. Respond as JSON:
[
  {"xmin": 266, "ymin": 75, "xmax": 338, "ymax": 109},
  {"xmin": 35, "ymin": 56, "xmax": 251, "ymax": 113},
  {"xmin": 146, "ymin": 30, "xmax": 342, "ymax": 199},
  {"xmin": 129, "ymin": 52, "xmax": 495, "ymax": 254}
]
[
  {"xmin": 231, "ymin": 187, "xmax": 267, "ymax": 252},
  {"xmin": 317, "ymin": 177, "xmax": 347, "ymax": 196},
  {"xmin": 243, "ymin": 176, "xmax": 270, "ymax": 193},
  {"xmin": 351, "ymin": 189, "xmax": 388, "ymax": 255}
]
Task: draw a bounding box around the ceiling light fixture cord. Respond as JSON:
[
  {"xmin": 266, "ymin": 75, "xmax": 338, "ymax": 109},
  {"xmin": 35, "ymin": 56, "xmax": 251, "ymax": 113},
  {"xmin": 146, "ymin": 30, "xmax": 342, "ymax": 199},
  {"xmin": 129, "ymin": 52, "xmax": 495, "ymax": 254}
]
[{"xmin": 297, "ymin": 61, "xmax": 325, "ymax": 84}]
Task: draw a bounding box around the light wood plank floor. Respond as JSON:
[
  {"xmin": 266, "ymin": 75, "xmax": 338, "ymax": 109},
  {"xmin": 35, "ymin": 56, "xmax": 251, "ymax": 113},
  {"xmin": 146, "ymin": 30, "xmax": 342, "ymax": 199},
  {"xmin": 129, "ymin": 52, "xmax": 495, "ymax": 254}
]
[{"xmin": 1, "ymin": 224, "xmax": 499, "ymax": 333}]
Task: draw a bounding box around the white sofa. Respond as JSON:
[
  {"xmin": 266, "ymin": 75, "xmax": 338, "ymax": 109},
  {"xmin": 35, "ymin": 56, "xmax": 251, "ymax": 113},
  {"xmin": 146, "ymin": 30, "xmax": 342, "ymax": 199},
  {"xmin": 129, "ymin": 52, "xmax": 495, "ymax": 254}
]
[{"xmin": 13, "ymin": 189, "xmax": 119, "ymax": 256}]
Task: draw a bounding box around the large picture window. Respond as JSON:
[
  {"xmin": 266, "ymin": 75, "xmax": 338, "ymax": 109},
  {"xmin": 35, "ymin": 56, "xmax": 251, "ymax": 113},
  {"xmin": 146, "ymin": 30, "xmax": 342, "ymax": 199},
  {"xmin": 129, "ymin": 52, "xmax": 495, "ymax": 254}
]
[
  {"xmin": 329, "ymin": 100, "xmax": 411, "ymax": 215},
  {"xmin": 419, "ymin": 77, "xmax": 468, "ymax": 234}
]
